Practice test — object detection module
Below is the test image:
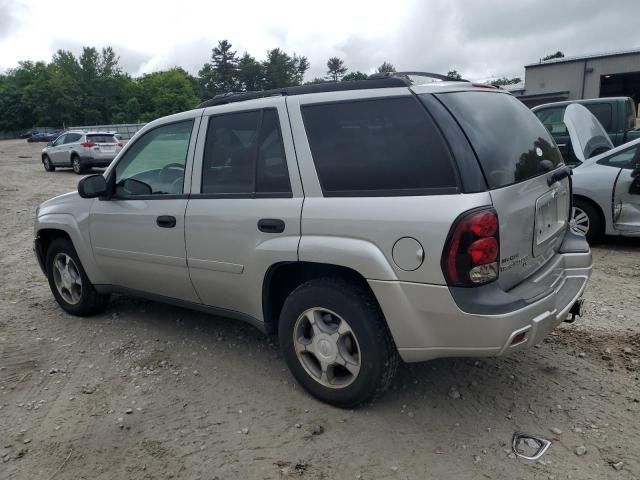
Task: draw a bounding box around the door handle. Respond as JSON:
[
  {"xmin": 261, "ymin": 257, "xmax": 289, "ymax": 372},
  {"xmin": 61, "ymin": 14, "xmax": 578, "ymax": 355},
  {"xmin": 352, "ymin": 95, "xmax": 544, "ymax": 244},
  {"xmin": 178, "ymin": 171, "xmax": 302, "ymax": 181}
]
[
  {"xmin": 258, "ymin": 218, "xmax": 285, "ymax": 233},
  {"xmin": 156, "ymin": 215, "xmax": 176, "ymax": 228},
  {"xmin": 556, "ymin": 143, "xmax": 567, "ymax": 147}
]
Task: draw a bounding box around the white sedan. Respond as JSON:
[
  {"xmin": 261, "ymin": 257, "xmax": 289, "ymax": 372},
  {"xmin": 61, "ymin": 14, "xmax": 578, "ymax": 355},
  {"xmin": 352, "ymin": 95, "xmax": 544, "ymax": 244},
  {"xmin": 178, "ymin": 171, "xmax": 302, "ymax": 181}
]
[{"xmin": 565, "ymin": 104, "xmax": 640, "ymax": 242}]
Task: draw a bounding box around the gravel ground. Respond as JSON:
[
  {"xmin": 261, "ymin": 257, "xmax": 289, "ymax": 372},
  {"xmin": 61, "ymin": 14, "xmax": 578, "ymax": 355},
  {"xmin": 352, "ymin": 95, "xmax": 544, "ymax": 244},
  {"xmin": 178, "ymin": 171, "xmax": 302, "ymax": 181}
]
[{"xmin": 1, "ymin": 138, "xmax": 639, "ymax": 480}]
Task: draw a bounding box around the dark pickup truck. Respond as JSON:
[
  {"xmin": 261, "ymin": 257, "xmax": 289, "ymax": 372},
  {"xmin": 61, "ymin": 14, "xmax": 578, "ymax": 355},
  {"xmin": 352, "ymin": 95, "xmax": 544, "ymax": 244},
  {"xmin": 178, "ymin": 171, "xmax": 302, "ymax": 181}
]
[{"xmin": 532, "ymin": 97, "xmax": 640, "ymax": 164}]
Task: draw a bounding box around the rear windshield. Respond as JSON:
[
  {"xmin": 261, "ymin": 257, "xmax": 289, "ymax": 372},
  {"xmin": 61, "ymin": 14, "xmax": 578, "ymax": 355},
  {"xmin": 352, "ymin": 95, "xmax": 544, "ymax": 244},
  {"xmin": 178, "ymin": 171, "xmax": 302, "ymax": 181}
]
[
  {"xmin": 87, "ymin": 134, "xmax": 117, "ymax": 143},
  {"xmin": 433, "ymin": 91, "xmax": 563, "ymax": 189}
]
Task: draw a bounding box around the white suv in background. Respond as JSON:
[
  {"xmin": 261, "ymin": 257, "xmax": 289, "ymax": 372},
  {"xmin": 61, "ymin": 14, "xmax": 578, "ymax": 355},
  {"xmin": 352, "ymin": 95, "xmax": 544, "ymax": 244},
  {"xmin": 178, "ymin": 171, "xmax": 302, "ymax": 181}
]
[{"xmin": 41, "ymin": 131, "xmax": 123, "ymax": 174}]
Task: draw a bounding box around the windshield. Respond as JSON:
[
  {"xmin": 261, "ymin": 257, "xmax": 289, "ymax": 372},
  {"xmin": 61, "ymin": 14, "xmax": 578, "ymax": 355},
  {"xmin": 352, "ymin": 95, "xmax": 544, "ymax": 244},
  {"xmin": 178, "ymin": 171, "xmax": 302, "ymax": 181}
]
[
  {"xmin": 432, "ymin": 91, "xmax": 563, "ymax": 189},
  {"xmin": 563, "ymin": 104, "xmax": 614, "ymax": 162}
]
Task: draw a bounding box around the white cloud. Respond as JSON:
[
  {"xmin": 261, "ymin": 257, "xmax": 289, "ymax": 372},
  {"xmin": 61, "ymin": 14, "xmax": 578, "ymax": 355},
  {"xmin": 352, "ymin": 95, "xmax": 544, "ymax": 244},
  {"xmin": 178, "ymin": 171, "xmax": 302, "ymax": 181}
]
[{"xmin": 1, "ymin": 0, "xmax": 639, "ymax": 81}]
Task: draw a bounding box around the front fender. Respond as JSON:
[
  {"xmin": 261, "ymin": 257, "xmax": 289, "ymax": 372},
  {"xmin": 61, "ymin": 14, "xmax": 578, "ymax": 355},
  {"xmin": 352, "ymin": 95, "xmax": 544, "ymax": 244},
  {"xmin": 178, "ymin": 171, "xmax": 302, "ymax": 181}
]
[
  {"xmin": 36, "ymin": 213, "xmax": 107, "ymax": 284},
  {"xmin": 299, "ymin": 236, "xmax": 398, "ymax": 280}
]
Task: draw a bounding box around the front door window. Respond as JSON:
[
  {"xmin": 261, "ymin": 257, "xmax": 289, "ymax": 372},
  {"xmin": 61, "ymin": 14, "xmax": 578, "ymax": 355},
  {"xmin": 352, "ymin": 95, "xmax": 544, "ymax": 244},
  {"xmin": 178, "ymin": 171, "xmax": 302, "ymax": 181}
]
[{"xmin": 114, "ymin": 120, "xmax": 193, "ymax": 197}]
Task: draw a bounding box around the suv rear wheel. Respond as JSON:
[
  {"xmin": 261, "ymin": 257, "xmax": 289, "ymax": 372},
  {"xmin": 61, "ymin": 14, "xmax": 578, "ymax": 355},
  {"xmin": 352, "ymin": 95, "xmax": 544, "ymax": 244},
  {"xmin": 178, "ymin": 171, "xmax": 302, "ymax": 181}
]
[
  {"xmin": 278, "ymin": 278, "xmax": 399, "ymax": 407},
  {"xmin": 42, "ymin": 155, "xmax": 55, "ymax": 172},
  {"xmin": 72, "ymin": 155, "xmax": 84, "ymax": 174},
  {"xmin": 45, "ymin": 238, "xmax": 110, "ymax": 315}
]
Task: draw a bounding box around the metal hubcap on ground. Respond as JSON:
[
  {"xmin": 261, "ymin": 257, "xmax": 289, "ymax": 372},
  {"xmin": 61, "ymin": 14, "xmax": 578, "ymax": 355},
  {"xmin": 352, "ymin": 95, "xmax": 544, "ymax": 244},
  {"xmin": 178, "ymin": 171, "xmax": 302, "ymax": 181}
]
[
  {"xmin": 293, "ymin": 308, "xmax": 361, "ymax": 389},
  {"xmin": 571, "ymin": 207, "xmax": 590, "ymax": 235},
  {"xmin": 52, "ymin": 253, "xmax": 82, "ymax": 304}
]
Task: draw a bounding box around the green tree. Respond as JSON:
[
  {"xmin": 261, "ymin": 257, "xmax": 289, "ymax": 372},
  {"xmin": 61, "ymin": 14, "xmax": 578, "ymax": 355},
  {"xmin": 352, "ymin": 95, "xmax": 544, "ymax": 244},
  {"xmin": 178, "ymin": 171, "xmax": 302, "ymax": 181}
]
[
  {"xmin": 326, "ymin": 57, "xmax": 347, "ymax": 81},
  {"xmin": 491, "ymin": 76, "xmax": 522, "ymax": 86},
  {"xmin": 542, "ymin": 51, "xmax": 564, "ymax": 61},
  {"xmin": 197, "ymin": 40, "xmax": 240, "ymax": 99},
  {"xmin": 238, "ymin": 52, "xmax": 263, "ymax": 91},
  {"xmin": 305, "ymin": 77, "xmax": 330, "ymax": 85},
  {"xmin": 211, "ymin": 40, "xmax": 239, "ymax": 92},
  {"xmin": 137, "ymin": 68, "xmax": 199, "ymax": 121},
  {"xmin": 342, "ymin": 71, "xmax": 368, "ymax": 81},
  {"xmin": 261, "ymin": 48, "xmax": 310, "ymax": 89},
  {"xmin": 377, "ymin": 62, "xmax": 395, "ymax": 73},
  {"xmin": 446, "ymin": 69, "xmax": 463, "ymax": 80}
]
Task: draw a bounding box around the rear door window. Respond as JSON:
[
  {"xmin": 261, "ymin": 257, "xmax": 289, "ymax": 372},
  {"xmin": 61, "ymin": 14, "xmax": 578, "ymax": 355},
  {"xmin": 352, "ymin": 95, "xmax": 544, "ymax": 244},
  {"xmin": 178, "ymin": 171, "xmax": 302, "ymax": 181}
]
[
  {"xmin": 201, "ymin": 108, "xmax": 292, "ymax": 195},
  {"xmin": 435, "ymin": 91, "xmax": 563, "ymax": 189},
  {"xmin": 301, "ymin": 97, "xmax": 458, "ymax": 196}
]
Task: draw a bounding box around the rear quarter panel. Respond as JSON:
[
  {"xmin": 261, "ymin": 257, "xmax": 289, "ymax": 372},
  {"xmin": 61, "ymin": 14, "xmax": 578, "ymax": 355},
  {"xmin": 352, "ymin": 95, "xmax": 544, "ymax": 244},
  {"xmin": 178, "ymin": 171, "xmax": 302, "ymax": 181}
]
[{"xmin": 286, "ymin": 89, "xmax": 493, "ymax": 283}]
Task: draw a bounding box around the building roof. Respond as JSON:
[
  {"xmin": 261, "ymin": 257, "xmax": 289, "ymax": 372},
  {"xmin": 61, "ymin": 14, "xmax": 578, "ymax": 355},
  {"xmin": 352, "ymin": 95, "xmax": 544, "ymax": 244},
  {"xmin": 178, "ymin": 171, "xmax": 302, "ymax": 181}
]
[
  {"xmin": 501, "ymin": 81, "xmax": 525, "ymax": 92},
  {"xmin": 525, "ymin": 48, "xmax": 640, "ymax": 68}
]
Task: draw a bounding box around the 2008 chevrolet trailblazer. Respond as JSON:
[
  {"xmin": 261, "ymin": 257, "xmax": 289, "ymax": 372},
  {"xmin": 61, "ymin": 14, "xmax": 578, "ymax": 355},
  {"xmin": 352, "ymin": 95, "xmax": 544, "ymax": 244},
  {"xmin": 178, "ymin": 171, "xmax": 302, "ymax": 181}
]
[{"xmin": 34, "ymin": 73, "xmax": 592, "ymax": 407}]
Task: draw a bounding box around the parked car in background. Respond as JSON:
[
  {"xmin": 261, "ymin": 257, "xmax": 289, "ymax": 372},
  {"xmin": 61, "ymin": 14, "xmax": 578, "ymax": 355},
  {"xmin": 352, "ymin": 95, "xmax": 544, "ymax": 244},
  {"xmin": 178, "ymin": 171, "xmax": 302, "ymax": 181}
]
[
  {"xmin": 27, "ymin": 131, "xmax": 60, "ymax": 143},
  {"xmin": 41, "ymin": 131, "xmax": 123, "ymax": 174},
  {"xmin": 565, "ymin": 104, "xmax": 640, "ymax": 242},
  {"xmin": 533, "ymin": 97, "xmax": 640, "ymax": 165},
  {"xmin": 33, "ymin": 75, "xmax": 591, "ymax": 407}
]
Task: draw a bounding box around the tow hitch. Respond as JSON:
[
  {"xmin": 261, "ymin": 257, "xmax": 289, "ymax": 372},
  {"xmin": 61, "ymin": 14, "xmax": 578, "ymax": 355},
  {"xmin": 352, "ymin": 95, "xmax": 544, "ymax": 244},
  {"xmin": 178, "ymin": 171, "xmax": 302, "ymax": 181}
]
[{"xmin": 564, "ymin": 299, "xmax": 584, "ymax": 323}]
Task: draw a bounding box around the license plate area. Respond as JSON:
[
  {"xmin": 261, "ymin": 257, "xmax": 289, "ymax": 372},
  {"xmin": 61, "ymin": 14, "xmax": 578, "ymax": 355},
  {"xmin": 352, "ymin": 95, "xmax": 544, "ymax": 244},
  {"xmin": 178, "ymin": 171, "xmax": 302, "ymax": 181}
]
[
  {"xmin": 534, "ymin": 186, "xmax": 569, "ymax": 248},
  {"xmin": 99, "ymin": 147, "xmax": 115, "ymax": 153}
]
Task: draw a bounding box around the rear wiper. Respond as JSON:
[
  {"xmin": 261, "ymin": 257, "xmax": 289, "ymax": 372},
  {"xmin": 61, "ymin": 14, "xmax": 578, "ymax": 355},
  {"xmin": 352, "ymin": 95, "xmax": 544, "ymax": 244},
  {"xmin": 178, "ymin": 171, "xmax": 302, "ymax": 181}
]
[{"xmin": 547, "ymin": 166, "xmax": 572, "ymax": 186}]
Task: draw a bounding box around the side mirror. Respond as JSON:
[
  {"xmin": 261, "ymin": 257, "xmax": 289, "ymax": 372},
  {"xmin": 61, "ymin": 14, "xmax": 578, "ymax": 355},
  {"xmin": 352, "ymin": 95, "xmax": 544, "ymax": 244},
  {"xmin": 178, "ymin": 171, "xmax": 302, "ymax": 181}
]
[
  {"xmin": 120, "ymin": 178, "xmax": 152, "ymax": 196},
  {"xmin": 631, "ymin": 164, "xmax": 640, "ymax": 178},
  {"xmin": 78, "ymin": 174, "xmax": 108, "ymax": 198}
]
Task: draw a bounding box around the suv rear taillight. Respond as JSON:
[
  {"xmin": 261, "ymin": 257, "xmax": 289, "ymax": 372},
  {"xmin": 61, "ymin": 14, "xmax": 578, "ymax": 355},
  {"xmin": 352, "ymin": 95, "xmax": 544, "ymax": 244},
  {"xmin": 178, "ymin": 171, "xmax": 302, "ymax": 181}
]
[
  {"xmin": 442, "ymin": 208, "xmax": 500, "ymax": 286},
  {"xmin": 81, "ymin": 141, "xmax": 95, "ymax": 148}
]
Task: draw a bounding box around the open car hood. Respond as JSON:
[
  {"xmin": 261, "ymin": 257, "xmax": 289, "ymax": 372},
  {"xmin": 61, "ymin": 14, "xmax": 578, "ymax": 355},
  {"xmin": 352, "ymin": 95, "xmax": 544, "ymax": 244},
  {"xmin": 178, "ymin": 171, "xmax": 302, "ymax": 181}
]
[{"xmin": 563, "ymin": 103, "xmax": 614, "ymax": 162}]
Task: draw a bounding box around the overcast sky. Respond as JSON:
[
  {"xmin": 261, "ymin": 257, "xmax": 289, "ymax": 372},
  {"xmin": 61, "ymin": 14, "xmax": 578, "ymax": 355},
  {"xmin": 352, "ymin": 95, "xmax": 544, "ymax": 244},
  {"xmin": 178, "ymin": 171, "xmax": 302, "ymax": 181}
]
[{"xmin": 1, "ymin": 0, "xmax": 640, "ymax": 82}]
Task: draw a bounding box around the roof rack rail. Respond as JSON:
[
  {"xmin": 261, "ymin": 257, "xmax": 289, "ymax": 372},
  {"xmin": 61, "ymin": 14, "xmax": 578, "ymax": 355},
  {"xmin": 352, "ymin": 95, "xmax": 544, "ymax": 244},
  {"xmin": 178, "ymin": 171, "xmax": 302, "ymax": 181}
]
[
  {"xmin": 369, "ymin": 71, "xmax": 469, "ymax": 82},
  {"xmin": 196, "ymin": 77, "xmax": 409, "ymax": 108}
]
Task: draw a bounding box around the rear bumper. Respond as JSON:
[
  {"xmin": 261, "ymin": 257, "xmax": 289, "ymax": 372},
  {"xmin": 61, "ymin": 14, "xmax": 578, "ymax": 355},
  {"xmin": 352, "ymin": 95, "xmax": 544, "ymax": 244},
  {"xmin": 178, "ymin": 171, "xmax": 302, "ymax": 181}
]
[
  {"xmin": 369, "ymin": 233, "xmax": 592, "ymax": 362},
  {"xmin": 79, "ymin": 156, "xmax": 114, "ymax": 168}
]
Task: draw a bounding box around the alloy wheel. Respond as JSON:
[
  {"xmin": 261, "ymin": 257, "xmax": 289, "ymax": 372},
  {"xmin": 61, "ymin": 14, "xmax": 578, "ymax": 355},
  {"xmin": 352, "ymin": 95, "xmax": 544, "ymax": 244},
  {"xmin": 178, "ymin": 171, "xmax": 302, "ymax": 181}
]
[
  {"xmin": 72, "ymin": 158, "xmax": 80, "ymax": 173},
  {"xmin": 292, "ymin": 307, "xmax": 361, "ymax": 389},
  {"xmin": 52, "ymin": 253, "xmax": 83, "ymax": 304},
  {"xmin": 571, "ymin": 206, "xmax": 590, "ymax": 236}
]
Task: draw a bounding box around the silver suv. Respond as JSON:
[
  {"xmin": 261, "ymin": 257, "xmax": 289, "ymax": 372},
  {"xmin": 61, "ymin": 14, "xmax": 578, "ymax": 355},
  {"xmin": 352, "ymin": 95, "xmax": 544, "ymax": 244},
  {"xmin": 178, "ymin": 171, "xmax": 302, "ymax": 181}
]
[
  {"xmin": 41, "ymin": 131, "xmax": 123, "ymax": 174},
  {"xmin": 33, "ymin": 74, "xmax": 592, "ymax": 406}
]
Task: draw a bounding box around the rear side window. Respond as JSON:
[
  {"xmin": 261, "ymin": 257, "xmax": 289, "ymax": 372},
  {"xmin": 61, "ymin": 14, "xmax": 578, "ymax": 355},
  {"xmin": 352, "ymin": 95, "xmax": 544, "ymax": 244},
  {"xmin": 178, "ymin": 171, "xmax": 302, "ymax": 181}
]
[
  {"xmin": 87, "ymin": 134, "xmax": 117, "ymax": 143},
  {"xmin": 302, "ymin": 97, "xmax": 457, "ymax": 196},
  {"xmin": 64, "ymin": 133, "xmax": 82, "ymax": 144},
  {"xmin": 435, "ymin": 92, "xmax": 563, "ymax": 189},
  {"xmin": 585, "ymin": 103, "xmax": 612, "ymax": 132}
]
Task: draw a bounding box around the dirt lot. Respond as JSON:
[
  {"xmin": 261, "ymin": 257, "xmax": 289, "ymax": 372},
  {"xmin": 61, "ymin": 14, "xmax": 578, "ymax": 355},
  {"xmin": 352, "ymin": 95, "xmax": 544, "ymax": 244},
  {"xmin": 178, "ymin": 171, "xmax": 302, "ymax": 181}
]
[{"xmin": 1, "ymin": 138, "xmax": 639, "ymax": 480}]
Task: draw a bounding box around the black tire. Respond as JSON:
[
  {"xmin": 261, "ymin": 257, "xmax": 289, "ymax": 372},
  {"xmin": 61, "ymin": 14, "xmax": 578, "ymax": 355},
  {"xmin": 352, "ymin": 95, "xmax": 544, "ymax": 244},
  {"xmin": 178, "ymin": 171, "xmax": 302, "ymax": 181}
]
[
  {"xmin": 45, "ymin": 238, "xmax": 110, "ymax": 316},
  {"xmin": 279, "ymin": 277, "xmax": 399, "ymax": 408},
  {"xmin": 572, "ymin": 198, "xmax": 603, "ymax": 244},
  {"xmin": 71, "ymin": 155, "xmax": 84, "ymax": 174},
  {"xmin": 42, "ymin": 155, "xmax": 55, "ymax": 172}
]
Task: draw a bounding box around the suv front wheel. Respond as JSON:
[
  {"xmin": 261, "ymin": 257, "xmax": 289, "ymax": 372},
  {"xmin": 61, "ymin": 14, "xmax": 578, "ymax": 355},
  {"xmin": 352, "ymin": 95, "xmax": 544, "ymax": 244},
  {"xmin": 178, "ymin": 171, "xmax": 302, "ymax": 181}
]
[
  {"xmin": 45, "ymin": 238, "xmax": 110, "ymax": 315},
  {"xmin": 42, "ymin": 155, "xmax": 55, "ymax": 172},
  {"xmin": 279, "ymin": 278, "xmax": 399, "ymax": 408}
]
